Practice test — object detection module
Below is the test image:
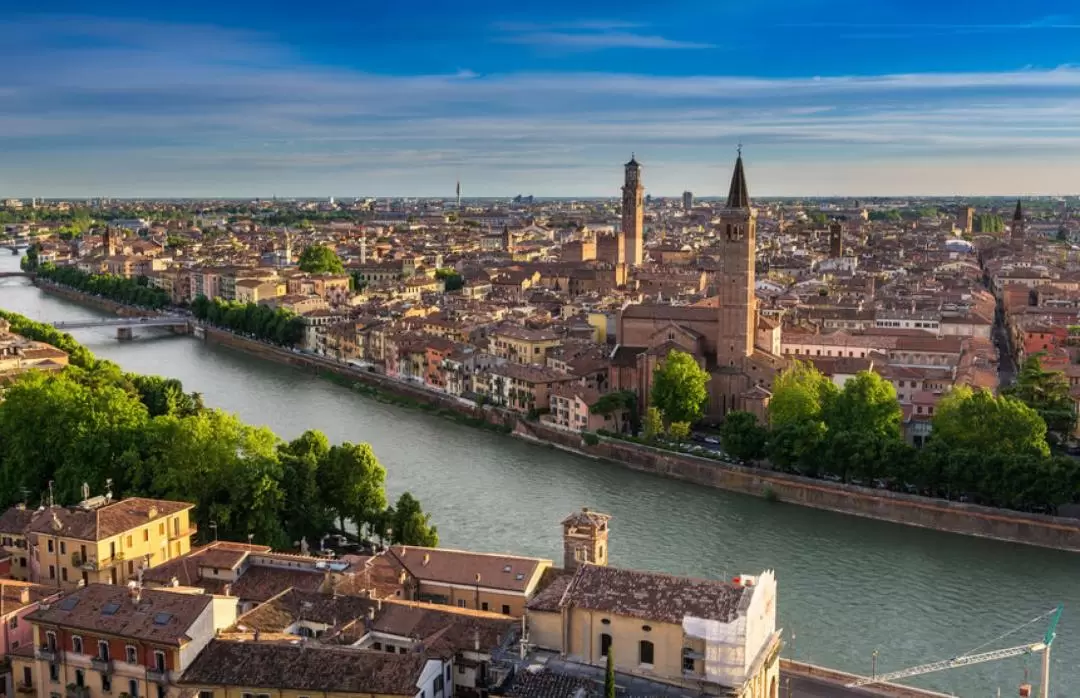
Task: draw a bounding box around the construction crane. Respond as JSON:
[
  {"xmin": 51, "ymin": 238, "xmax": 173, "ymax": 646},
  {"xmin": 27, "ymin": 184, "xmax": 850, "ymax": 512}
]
[{"xmin": 847, "ymin": 605, "xmax": 1063, "ymax": 697}]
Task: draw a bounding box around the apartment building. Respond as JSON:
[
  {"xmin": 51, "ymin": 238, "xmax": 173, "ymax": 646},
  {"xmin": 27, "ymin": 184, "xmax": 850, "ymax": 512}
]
[
  {"xmin": 4, "ymin": 497, "xmax": 197, "ymax": 591},
  {"xmin": 14, "ymin": 584, "xmax": 236, "ymax": 698}
]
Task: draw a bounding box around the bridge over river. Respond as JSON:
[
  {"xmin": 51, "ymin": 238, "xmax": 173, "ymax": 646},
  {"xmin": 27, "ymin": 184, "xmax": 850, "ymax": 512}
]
[{"xmin": 52, "ymin": 315, "xmax": 190, "ymax": 339}]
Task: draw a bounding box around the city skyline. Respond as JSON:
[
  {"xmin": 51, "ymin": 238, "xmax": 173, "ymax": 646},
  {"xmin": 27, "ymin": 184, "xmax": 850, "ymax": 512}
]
[{"xmin": 3, "ymin": 1, "xmax": 1080, "ymax": 197}]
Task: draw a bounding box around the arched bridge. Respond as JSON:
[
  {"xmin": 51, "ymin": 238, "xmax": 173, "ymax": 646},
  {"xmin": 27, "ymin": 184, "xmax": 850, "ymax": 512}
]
[{"xmin": 52, "ymin": 316, "xmax": 190, "ymax": 330}]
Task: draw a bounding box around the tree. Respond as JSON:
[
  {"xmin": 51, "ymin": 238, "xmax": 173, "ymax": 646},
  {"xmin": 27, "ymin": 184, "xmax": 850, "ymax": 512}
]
[
  {"xmin": 319, "ymin": 442, "xmax": 388, "ymax": 534},
  {"xmin": 719, "ymin": 411, "xmax": 768, "ymax": 461},
  {"xmin": 591, "ymin": 390, "xmax": 638, "ymax": 434},
  {"xmin": 650, "ymin": 350, "xmax": 709, "ymax": 425},
  {"xmin": 1004, "ymin": 355, "xmax": 1076, "ymax": 444},
  {"xmin": 278, "ymin": 430, "xmax": 334, "ymax": 546},
  {"xmin": 769, "ymin": 360, "xmax": 837, "ymax": 430},
  {"xmin": 387, "ymin": 492, "xmax": 439, "ymax": 547},
  {"xmin": 668, "ymin": 421, "xmax": 691, "ymax": 442},
  {"xmin": 297, "ymin": 244, "xmax": 344, "ymax": 274},
  {"xmin": 824, "ymin": 371, "xmax": 902, "ymax": 440},
  {"xmin": 642, "ymin": 406, "xmax": 664, "ymax": 442},
  {"xmin": 604, "ymin": 648, "xmax": 616, "ymax": 698},
  {"xmin": 932, "ymin": 387, "xmax": 1050, "ymax": 458}
]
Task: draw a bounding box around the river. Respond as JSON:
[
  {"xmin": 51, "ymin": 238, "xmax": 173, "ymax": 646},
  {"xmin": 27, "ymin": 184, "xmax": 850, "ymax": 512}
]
[{"xmin": 1, "ymin": 261, "xmax": 1078, "ymax": 696}]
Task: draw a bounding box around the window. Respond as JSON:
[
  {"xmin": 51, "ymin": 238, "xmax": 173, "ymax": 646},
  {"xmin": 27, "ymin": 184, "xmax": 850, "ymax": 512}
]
[
  {"xmin": 47, "ymin": 539, "xmax": 54, "ymax": 553},
  {"xmin": 126, "ymin": 645, "xmax": 137, "ymax": 664},
  {"xmin": 61, "ymin": 568, "xmax": 68, "ymax": 582},
  {"xmin": 126, "ymin": 536, "xmax": 133, "ymax": 548},
  {"xmin": 129, "ymin": 680, "xmax": 139, "ymax": 698},
  {"xmin": 49, "ymin": 565, "xmax": 55, "ymax": 579},
  {"xmin": 501, "ymin": 604, "xmax": 511, "ymax": 615},
  {"xmin": 143, "ymin": 530, "xmax": 149, "ymax": 542},
  {"xmin": 639, "ymin": 640, "xmax": 654, "ymax": 666},
  {"xmin": 49, "ymin": 664, "xmax": 60, "ymax": 682},
  {"xmin": 75, "ymin": 669, "xmax": 85, "ymax": 687},
  {"xmin": 481, "ymin": 602, "xmax": 489, "ymax": 611},
  {"xmin": 399, "ymin": 647, "xmax": 407, "ymax": 655},
  {"xmin": 9, "ymin": 616, "xmax": 16, "ymax": 629},
  {"xmin": 600, "ymin": 633, "xmax": 612, "ymax": 658},
  {"xmin": 372, "ymin": 642, "xmax": 382, "ymax": 650},
  {"xmin": 446, "ymin": 665, "xmax": 451, "ymax": 681},
  {"xmin": 458, "ymin": 665, "xmax": 466, "ymax": 674},
  {"xmin": 153, "ymin": 650, "xmax": 166, "ymax": 672},
  {"xmin": 99, "ymin": 641, "xmax": 110, "ymax": 661},
  {"xmin": 682, "ymin": 648, "xmax": 696, "ymax": 672},
  {"xmin": 457, "ymin": 599, "xmax": 466, "ymax": 608},
  {"xmin": 102, "ymin": 674, "xmax": 112, "ymax": 693},
  {"xmin": 72, "ymin": 636, "xmax": 83, "ymax": 654},
  {"xmin": 60, "ymin": 542, "xmax": 66, "ymax": 555},
  {"xmin": 159, "ymin": 524, "xmax": 165, "ymax": 536},
  {"xmin": 241, "ymin": 693, "xmax": 253, "ymax": 698},
  {"xmin": 46, "ymin": 631, "xmax": 57, "ymax": 650},
  {"xmin": 22, "ymin": 666, "xmax": 32, "ymax": 687},
  {"xmin": 385, "ymin": 646, "xmax": 395, "ymax": 654}
]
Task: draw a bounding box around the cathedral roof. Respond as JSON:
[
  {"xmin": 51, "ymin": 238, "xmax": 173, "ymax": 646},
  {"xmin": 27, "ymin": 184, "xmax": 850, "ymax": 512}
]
[
  {"xmin": 726, "ymin": 154, "xmax": 750, "ymax": 209},
  {"xmin": 625, "ymin": 153, "xmax": 640, "ymax": 168}
]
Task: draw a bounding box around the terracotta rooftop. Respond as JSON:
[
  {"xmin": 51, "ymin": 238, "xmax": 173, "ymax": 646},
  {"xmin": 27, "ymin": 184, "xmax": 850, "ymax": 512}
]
[
  {"xmin": 27, "ymin": 498, "xmax": 193, "ymax": 542},
  {"xmin": 27, "ymin": 584, "xmax": 212, "ymax": 646},
  {"xmin": 554, "ymin": 564, "xmax": 747, "ymax": 625},
  {"xmin": 387, "ymin": 546, "xmax": 549, "ymax": 594},
  {"xmin": 179, "ymin": 639, "xmax": 428, "ymax": 695}
]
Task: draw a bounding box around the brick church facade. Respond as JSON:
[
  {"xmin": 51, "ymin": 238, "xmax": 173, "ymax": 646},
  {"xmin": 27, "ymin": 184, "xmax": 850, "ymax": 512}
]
[{"xmin": 610, "ymin": 153, "xmax": 787, "ymax": 422}]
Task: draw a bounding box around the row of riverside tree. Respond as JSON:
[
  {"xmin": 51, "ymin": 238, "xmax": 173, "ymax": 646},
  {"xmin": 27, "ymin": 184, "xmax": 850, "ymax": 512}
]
[
  {"xmin": 717, "ymin": 358, "xmax": 1080, "ymax": 514},
  {"xmin": 190, "ymin": 295, "xmax": 306, "ymax": 346},
  {"xmin": 0, "ymin": 311, "xmax": 438, "ymax": 550},
  {"xmin": 35, "ymin": 263, "xmax": 170, "ymax": 309}
]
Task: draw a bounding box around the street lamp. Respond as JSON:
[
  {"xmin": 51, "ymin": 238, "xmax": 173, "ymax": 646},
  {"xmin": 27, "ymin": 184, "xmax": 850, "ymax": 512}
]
[
  {"xmin": 209, "ymin": 522, "xmax": 218, "ymax": 541},
  {"xmin": 872, "ymin": 649, "xmax": 879, "ymax": 680}
]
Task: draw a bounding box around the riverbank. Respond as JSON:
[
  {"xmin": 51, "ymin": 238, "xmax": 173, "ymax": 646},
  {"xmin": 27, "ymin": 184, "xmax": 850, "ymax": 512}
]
[{"xmin": 34, "ymin": 280, "xmax": 1080, "ymax": 553}]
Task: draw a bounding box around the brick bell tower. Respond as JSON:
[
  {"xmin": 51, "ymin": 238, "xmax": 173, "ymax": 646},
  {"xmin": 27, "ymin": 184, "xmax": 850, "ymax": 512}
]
[
  {"xmin": 561, "ymin": 508, "xmax": 611, "ymax": 571},
  {"xmin": 622, "ymin": 154, "xmax": 645, "ymax": 266},
  {"xmin": 716, "ymin": 148, "xmax": 757, "ymax": 369}
]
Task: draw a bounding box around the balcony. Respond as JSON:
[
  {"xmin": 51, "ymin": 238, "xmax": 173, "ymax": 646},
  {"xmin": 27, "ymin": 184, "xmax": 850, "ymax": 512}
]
[
  {"xmin": 67, "ymin": 685, "xmax": 91, "ymax": 698},
  {"xmin": 16, "ymin": 683, "xmax": 34, "ymax": 694},
  {"xmin": 81, "ymin": 551, "xmax": 124, "ymax": 571},
  {"xmin": 147, "ymin": 668, "xmax": 169, "ymax": 683},
  {"xmin": 91, "ymin": 657, "xmax": 113, "ymax": 673},
  {"xmin": 36, "ymin": 646, "xmax": 58, "ymax": 662},
  {"xmin": 168, "ymin": 525, "xmax": 197, "ymax": 541}
]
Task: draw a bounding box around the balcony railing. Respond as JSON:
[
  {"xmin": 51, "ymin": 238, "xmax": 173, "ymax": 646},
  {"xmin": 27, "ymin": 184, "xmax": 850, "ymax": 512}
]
[
  {"xmin": 36, "ymin": 646, "xmax": 58, "ymax": 662},
  {"xmin": 147, "ymin": 668, "xmax": 168, "ymax": 683},
  {"xmin": 16, "ymin": 683, "xmax": 34, "ymax": 694},
  {"xmin": 67, "ymin": 684, "xmax": 91, "ymax": 698},
  {"xmin": 91, "ymin": 657, "xmax": 113, "ymax": 673},
  {"xmin": 168, "ymin": 525, "xmax": 197, "ymax": 541},
  {"xmin": 81, "ymin": 551, "xmax": 124, "ymax": 571}
]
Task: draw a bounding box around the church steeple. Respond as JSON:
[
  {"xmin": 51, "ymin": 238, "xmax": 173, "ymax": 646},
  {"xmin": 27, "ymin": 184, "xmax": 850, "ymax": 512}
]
[
  {"xmin": 726, "ymin": 148, "xmax": 750, "ymax": 209},
  {"xmin": 1013, "ymin": 199, "xmax": 1024, "ymax": 221}
]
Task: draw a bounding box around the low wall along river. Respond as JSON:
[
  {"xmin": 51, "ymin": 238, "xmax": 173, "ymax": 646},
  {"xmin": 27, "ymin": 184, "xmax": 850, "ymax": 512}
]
[{"xmin": 4, "ymin": 270, "xmax": 1079, "ymax": 697}]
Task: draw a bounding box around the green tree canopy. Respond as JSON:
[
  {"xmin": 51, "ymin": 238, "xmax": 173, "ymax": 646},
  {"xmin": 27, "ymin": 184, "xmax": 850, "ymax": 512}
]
[
  {"xmin": 319, "ymin": 442, "xmax": 388, "ymax": 534},
  {"xmin": 932, "ymin": 386, "xmax": 1050, "ymax": 458},
  {"xmin": 388, "ymin": 492, "xmax": 439, "ymax": 547},
  {"xmin": 297, "ymin": 244, "xmax": 345, "ymax": 274},
  {"xmin": 824, "ymin": 371, "xmax": 902, "ymax": 440},
  {"xmin": 1004, "ymin": 355, "xmax": 1076, "ymax": 444},
  {"xmin": 768, "ymin": 360, "xmax": 838, "ymax": 429},
  {"xmin": 650, "ymin": 350, "xmax": 710, "ymax": 425},
  {"xmin": 719, "ymin": 411, "xmax": 769, "ymax": 461}
]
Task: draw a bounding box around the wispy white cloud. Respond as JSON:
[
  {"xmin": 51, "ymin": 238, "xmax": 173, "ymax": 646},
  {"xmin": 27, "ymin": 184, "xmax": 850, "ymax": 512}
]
[
  {"xmin": 2, "ymin": 16, "xmax": 1080, "ymax": 196},
  {"xmin": 492, "ymin": 18, "xmax": 713, "ymax": 51},
  {"xmin": 490, "ymin": 19, "xmax": 643, "ymax": 32}
]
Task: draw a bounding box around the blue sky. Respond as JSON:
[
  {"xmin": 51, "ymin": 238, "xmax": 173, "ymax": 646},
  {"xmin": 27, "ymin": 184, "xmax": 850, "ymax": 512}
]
[{"xmin": 3, "ymin": 1, "xmax": 1080, "ymax": 197}]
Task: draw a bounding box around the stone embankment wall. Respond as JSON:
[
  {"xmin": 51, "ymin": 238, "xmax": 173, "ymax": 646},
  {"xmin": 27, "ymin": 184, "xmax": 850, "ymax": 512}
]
[
  {"xmin": 514, "ymin": 420, "xmax": 1080, "ymax": 553},
  {"xmin": 780, "ymin": 660, "xmax": 954, "ymax": 698},
  {"xmin": 36, "ymin": 281, "xmax": 148, "ymax": 317},
  {"xmin": 33, "ymin": 280, "xmax": 1080, "ymax": 553}
]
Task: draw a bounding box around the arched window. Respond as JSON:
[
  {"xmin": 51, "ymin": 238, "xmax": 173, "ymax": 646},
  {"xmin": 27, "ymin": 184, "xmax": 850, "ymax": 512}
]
[
  {"xmin": 639, "ymin": 640, "xmax": 654, "ymax": 665},
  {"xmin": 600, "ymin": 633, "xmax": 612, "ymax": 658}
]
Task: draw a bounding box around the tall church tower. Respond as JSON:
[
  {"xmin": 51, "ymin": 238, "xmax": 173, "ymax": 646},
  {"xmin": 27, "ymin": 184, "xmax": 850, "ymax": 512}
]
[
  {"xmin": 716, "ymin": 150, "xmax": 757, "ymax": 370},
  {"xmin": 622, "ymin": 155, "xmax": 644, "ymax": 266},
  {"xmin": 1012, "ymin": 199, "xmax": 1025, "ymax": 250},
  {"xmin": 829, "ymin": 222, "xmax": 844, "ymax": 258}
]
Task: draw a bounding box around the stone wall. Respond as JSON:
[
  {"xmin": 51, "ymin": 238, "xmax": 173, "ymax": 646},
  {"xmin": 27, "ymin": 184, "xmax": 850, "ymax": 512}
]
[
  {"xmin": 35, "ymin": 281, "xmax": 148, "ymax": 317},
  {"xmin": 515, "ymin": 420, "xmax": 1080, "ymax": 553},
  {"xmin": 780, "ymin": 660, "xmax": 953, "ymax": 698}
]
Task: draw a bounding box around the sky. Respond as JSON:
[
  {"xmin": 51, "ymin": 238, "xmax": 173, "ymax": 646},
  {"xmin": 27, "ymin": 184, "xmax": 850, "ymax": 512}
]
[{"xmin": 3, "ymin": 1, "xmax": 1080, "ymax": 198}]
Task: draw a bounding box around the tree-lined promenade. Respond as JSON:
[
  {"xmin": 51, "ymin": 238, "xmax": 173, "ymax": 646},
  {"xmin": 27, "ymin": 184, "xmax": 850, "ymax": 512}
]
[
  {"xmin": 0, "ymin": 310, "xmax": 438, "ymax": 550},
  {"xmin": 621, "ymin": 350, "xmax": 1080, "ymax": 515}
]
